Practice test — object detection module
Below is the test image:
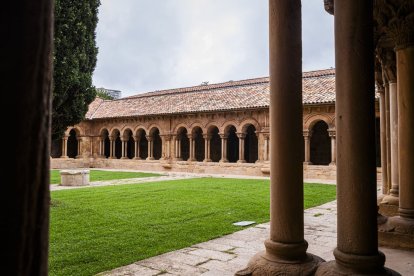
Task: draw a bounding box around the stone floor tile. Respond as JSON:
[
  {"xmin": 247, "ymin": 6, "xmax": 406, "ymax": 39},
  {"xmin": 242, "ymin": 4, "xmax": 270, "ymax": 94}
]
[
  {"xmin": 193, "ymin": 241, "xmax": 235, "ymax": 252},
  {"xmin": 188, "ymin": 248, "xmax": 236, "ymax": 262},
  {"xmin": 137, "ymin": 258, "xmax": 208, "ymax": 275}
]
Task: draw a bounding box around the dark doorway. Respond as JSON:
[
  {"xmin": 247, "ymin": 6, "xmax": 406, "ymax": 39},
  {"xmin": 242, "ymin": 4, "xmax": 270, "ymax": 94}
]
[
  {"xmin": 152, "ymin": 128, "xmax": 162, "ymax": 160},
  {"xmin": 227, "ymin": 126, "xmax": 239, "ymax": 163},
  {"xmin": 310, "ymin": 121, "xmax": 331, "ymax": 165},
  {"xmin": 210, "ymin": 126, "xmax": 221, "ymax": 162},
  {"xmin": 67, "ymin": 129, "xmax": 78, "ymax": 158},
  {"xmin": 245, "ymin": 125, "xmax": 258, "ymax": 163},
  {"xmin": 194, "ymin": 127, "xmax": 204, "ymax": 161}
]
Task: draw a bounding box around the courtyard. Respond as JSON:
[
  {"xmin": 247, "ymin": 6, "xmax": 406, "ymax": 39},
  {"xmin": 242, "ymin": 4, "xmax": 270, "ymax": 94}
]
[{"xmin": 49, "ymin": 170, "xmax": 336, "ymax": 275}]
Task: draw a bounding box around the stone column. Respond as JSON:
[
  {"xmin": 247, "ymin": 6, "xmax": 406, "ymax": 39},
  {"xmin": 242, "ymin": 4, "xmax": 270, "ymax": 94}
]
[
  {"xmin": 385, "ymin": 83, "xmax": 392, "ymax": 193},
  {"xmin": 389, "ymin": 81, "xmax": 399, "ymax": 198},
  {"xmin": 263, "ymin": 133, "xmax": 269, "ymax": 162},
  {"xmin": 121, "ymin": 138, "xmax": 127, "ymax": 159},
  {"xmin": 303, "ymin": 130, "xmax": 312, "ymax": 165},
  {"xmin": 174, "ymin": 136, "xmax": 182, "ymax": 161},
  {"xmin": 133, "ymin": 135, "xmax": 141, "ymax": 160},
  {"xmin": 188, "ymin": 134, "xmax": 196, "ymax": 161},
  {"xmin": 238, "ymin": 0, "xmax": 323, "ymax": 274},
  {"xmin": 328, "ymin": 129, "xmax": 336, "ymax": 165},
  {"xmin": 396, "ymin": 35, "xmax": 414, "ymax": 220},
  {"xmin": 76, "ymin": 138, "xmax": 82, "ymax": 158},
  {"xmin": 146, "ymin": 135, "xmax": 154, "ymax": 160},
  {"xmin": 237, "ymin": 133, "xmax": 246, "ymax": 163},
  {"xmin": 61, "ymin": 136, "xmax": 68, "ymax": 158},
  {"xmin": 165, "ymin": 135, "xmax": 171, "ymax": 159},
  {"xmin": 219, "ymin": 134, "xmax": 228, "ymax": 163},
  {"xmin": 98, "ymin": 137, "xmax": 103, "ymax": 157},
  {"xmin": 379, "ymin": 87, "xmax": 389, "ymax": 195},
  {"xmin": 316, "ymin": 0, "xmax": 392, "ymax": 274},
  {"xmin": 203, "ymin": 134, "xmax": 211, "ymax": 162},
  {"xmin": 109, "ymin": 136, "xmax": 115, "ymax": 159}
]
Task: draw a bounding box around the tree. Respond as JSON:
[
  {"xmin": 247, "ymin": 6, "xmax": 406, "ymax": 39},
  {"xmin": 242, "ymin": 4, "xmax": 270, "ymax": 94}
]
[{"xmin": 52, "ymin": 0, "xmax": 100, "ymax": 140}]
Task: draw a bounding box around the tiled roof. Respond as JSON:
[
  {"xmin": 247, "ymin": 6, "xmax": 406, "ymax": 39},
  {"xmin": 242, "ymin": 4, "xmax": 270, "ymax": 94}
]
[{"xmin": 86, "ymin": 69, "xmax": 336, "ymax": 120}]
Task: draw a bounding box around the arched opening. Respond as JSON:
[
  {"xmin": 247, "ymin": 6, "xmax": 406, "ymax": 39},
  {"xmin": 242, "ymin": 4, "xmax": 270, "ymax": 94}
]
[
  {"xmin": 177, "ymin": 127, "xmax": 189, "ymax": 161},
  {"xmin": 151, "ymin": 128, "xmax": 162, "ymax": 160},
  {"xmin": 193, "ymin": 127, "xmax": 204, "ymax": 162},
  {"xmin": 102, "ymin": 129, "xmax": 110, "ymax": 158},
  {"xmin": 137, "ymin": 129, "xmax": 148, "ymax": 159},
  {"xmin": 67, "ymin": 129, "xmax": 78, "ymax": 158},
  {"xmin": 112, "ymin": 130, "xmax": 122, "ymax": 159},
  {"xmin": 209, "ymin": 126, "xmax": 221, "ymax": 162},
  {"xmin": 310, "ymin": 121, "xmax": 331, "ymax": 165},
  {"xmin": 226, "ymin": 125, "xmax": 239, "ymax": 163},
  {"xmin": 244, "ymin": 125, "xmax": 258, "ymax": 163},
  {"xmin": 123, "ymin": 129, "xmax": 135, "ymax": 159}
]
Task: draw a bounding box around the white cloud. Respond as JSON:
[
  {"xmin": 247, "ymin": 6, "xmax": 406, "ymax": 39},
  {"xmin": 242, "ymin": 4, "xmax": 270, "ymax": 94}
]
[{"xmin": 93, "ymin": 0, "xmax": 334, "ymax": 97}]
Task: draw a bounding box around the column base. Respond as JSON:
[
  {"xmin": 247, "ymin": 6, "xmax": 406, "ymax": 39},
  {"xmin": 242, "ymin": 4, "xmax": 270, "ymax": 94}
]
[
  {"xmin": 60, "ymin": 156, "xmax": 69, "ymax": 159},
  {"xmin": 237, "ymin": 160, "xmax": 247, "ymax": 163},
  {"xmin": 378, "ymin": 195, "xmax": 400, "ymax": 217},
  {"xmin": 378, "ymin": 215, "xmax": 414, "ymax": 250},
  {"xmin": 236, "ymin": 250, "xmax": 324, "ymax": 276},
  {"xmin": 121, "ymin": 157, "xmax": 128, "ymax": 160},
  {"xmin": 146, "ymin": 157, "xmax": 155, "ymax": 161},
  {"xmin": 303, "ymin": 161, "xmax": 312, "ymax": 165},
  {"xmin": 203, "ymin": 159, "xmax": 212, "ymax": 162},
  {"xmin": 133, "ymin": 157, "xmax": 142, "ymax": 160},
  {"xmin": 329, "ymin": 162, "xmax": 336, "ymax": 166},
  {"xmin": 219, "ymin": 159, "xmax": 229, "ymax": 163},
  {"xmin": 315, "ymin": 248, "xmax": 398, "ymax": 275}
]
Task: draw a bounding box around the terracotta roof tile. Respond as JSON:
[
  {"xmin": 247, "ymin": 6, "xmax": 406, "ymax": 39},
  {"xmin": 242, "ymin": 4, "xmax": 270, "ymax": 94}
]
[{"xmin": 86, "ymin": 69, "xmax": 336, "ymax": 120}]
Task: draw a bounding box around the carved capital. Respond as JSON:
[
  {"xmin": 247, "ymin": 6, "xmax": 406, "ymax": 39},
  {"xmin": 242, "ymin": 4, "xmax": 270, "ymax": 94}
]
[
  {"xmin": 328, "ymin": 129, "xmax": 336, "ymax": 138},
  {"xmin": 263, "ymin": 133, "xmax": 270, "ymax": 140},
  {"xmin": 145, "ymin": 135, "xmax": 153, "ymax": 142},
  {"xmin": 219, "ymin": 133, "xmax": 228, "ymax": 139},
  {"xmin": 377, "ymin": 47, "xmax": 397, "ymax": 83},
  {"xmin": 202, "ymin": 134, "xmax": 211, "ymax": 140},
  {"xmin": 303, "ymin": 130, "xmax": 313, "ymax": 138},
  {"xmin": 324, "ymin": 0, "xmax": 334, "ymax": 15},
  {"xmin": 236, "ymin": 132, "xmax": 246, "ymax": 139}
]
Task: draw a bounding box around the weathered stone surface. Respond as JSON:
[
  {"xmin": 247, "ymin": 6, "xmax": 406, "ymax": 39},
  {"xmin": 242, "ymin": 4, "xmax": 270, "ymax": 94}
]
[{"xmin": 60, "ymin": 169, "xmax": 90, "ymax": 186}]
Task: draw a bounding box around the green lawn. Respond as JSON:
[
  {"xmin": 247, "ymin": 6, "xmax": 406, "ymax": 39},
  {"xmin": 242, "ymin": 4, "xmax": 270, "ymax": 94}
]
[
  {"xmin": 50, "ymin": 169, "xmax": 161, "ymax": 184},
  {"xmin": 49, "ymin": 178, "xmax": 336, "ymax": 276}
]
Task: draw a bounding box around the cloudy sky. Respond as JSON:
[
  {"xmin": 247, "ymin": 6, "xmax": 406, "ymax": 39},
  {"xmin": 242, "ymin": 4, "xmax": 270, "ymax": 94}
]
[{"xmin": 92, "ymin": 0, "xmax": 334, "ymax": 97}]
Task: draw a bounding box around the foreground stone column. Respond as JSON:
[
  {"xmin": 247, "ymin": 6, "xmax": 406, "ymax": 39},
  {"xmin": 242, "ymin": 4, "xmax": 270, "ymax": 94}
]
[
  {"xmin": 316, "ymin": 0, "xmax": 393, "ymax": 274},
  {"xmin": 328, "ymin": 129, "xmax": 336, "ymax": 165},
  {"xmin": 203, "ymin": 134, "xmax": 211, "ymax": 162},
  {"xmin": 303, "ymin": 130, "xmax": 312, "ymax": 165},
  {"xmin": 237, "ymin": 133, "xmax": 246, "ymax": 163},
  {"xmin": 61, "ymin": 136, "xmax": 68, "ymax": 158},
  {"xmin": 237, "ymin": 0, "xmax": 323, "ymax": 274},
  {"xmin": 219, "ymin": 134, "xmax": 228, "ymax": 163}
]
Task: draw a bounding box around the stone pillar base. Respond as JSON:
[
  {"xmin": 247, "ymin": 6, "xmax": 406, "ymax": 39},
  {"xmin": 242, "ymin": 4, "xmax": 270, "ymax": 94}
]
[
  {"xmin": 237, "ymin": 160, "xmax": 246, "ymax": 163},
  {"xmin": 235, "ymin": 251, "xmax": 324, "ymax": 276},
  {"xmin": 315, "ymin": 249, "xmax": 398, "ymax": 275},
  {"xmin": 146, "ymin": 157, "xmax": 155, "ymax": 161},
  {"xmin": 133, "ymin": 157, "xmax": 142, "ymax": 160},
  {"xmin": 203, "ymin": 159, "xmax": 212, "ymax": 162},
  {"xmin": 316, "ymin": 260, "xmax": 399, "ymax": 275},
  {"xmin": 219, "ymin": 159, "xmax": 228, "ymax": 163},
  {"xmin": 121, "ymin": 157, "xmax": 128, "ymax": 160},
  {"xmin": 378, "ymin": 216, "xmax": 414, "ymax": 250},
  {"xmin": 303, "ymin": 162, "xmax": 312, "ymax": 165},
  {"xmin": 378, "ymin": 195, "xmax": 400, "ymax": 217}
]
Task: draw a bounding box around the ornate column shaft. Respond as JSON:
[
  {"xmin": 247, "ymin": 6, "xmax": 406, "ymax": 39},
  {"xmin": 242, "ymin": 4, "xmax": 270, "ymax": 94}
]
[
  {"xmin": 146, "ymin": 135, "xmax": 154, "ymax": 160},
  {"xmin": 385, "ymin": 81, "xmax": 392, "ymax": 192},
  {"xmin": 237, "ymin": 133, "xmax": 246, "ymax": 163},
  {"xmin": 203, "ymin": 134, "xmax": 211, "ymax": 162},
  {"xmin": 303, "ymin": 130, "xmax": 312, "ymax": 165},
  {"xmin": 238, "ymin": 0, "xmax": 323, "ymax": 274},
  {"xmin": 219, "ymin": 134, "xmax": 228, "ymax": 163},
  {"xmin": 316, "ymin": 0, "xmax": 390, "ymax": 274},
  {"xmin": 121, "ymin": 138, "xmax": 128, "ymax": 159},
  {"xmin": 188, "ymin": 134, "xmax": 195, "ymax": 161},
  {"xmin": 133, "ymin": 135, "xmax": 141, "ymax": 160},
  {"xmin": 328, "ymin": 129, "xmax": 336, "ymax": 165},
  {"xmin": 389, "ymin": 81, "xmax": 399, "ymax": 197},
  {"xmin": 379, "ymin": 87, "xmax": 389, "ymax": 195}
]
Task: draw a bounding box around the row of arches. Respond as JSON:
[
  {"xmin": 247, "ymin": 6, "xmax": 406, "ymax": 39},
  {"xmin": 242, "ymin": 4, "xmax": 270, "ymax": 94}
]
[{"xmin": 98, "ymin": 124, "xmax": 259, "ymax": 163}]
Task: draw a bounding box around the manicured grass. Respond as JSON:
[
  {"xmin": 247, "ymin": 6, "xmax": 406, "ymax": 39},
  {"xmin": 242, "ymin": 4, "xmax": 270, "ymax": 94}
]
[
  {"xmin": 50, "ymin": 169, "xmax": 161, "ymax": 184},
  {"xmin": 49, "ymin": 178, "xmax": 336, "ymax": 276}
]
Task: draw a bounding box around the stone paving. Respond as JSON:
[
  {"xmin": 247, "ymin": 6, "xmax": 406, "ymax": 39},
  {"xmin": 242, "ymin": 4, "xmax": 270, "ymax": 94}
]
[{"xmin": 100, "ymin": 199, "xmax": 414, "ymax": 276}]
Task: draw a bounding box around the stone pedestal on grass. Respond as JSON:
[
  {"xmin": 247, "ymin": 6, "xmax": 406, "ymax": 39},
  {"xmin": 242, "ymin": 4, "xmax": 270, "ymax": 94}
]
[{"xmin": 60, "ymin": 169, "xmax": 90, "ymax": 186}]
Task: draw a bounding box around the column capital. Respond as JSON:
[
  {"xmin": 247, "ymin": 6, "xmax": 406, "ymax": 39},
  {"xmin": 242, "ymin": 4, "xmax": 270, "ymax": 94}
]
[
  {"xmin": 263, "ymin": 133, "xmax": 270, "ymax": 140},
  {"xmin": 160, "ymin": 134, "xmax": 172, "ymax": 141},
  {"xmin": 328, "ymin": 129, "xmax": 336, "ymax": 137},
  {"xmin": 202, "ymin": 134, "xmax": 211, "ymax": 140},
  {"xmin": 303, "ymin": 130, "xmax": 313, "ymax": 137},
  {"xmin": 133, "ymin": 135, "xmax": 141, "ymax": 141},
  {"xmin": 219, "ymin": 133, "xmax": 228, "ymax": 139},
  {"xmin": 377, "ymin": 47, "xmax": 397, "ymax": 83},
  {"xmin": 236, "ymin": 132, "xmax": 246, "ymax": 139},
  {"xmin": 145, "ymin": 135, "xmax": 153, "ymax": 142}
]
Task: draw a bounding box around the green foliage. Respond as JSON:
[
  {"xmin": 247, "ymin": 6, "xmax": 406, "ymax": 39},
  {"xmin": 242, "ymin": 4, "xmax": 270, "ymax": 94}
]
[
  {"xmin": 52, "ymin": 0, "xmax": 101, "ymax": 140},
  {"xmin": 50, "ymin": 170, "xmax": 161, "ymax": 184},
  {"xmin": 96, "ymin": 89, "xmax": 115, "ymax": 100},
  {"xmin": 49, "ymin": 178, "xmax": 336, "ymax": 275}
]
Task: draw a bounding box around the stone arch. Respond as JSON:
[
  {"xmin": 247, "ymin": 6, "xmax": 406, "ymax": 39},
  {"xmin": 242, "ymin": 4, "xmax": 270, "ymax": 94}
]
[
  {"xmin": 310, "ymin": 120, "xmax": 331, "ymax": 165},
  {"xmin": 244, "ymin": 124, "xmax": 259, "ymax": 163},
  {"xmin": 173, "ymin": 123, "xmax": 190, "ymax": 134},
  {"xmin": 222, "ymin": 120, "xmax": 240, "ymax": 134},
  {"xmin": 133, "ymin": 125, "xmax": 148, "ymax": 136},
  {"xmin": 149, "ymin": 127, "xmax": 162, "ymax": 160},
  {"xmin": 148, "ymin": 124, "xmax": 163, "ymax": 136},
  {"xmin": 120, "ymin": 126, "xmax": 135, "ymax": 138},
  {"xmin": 100, "ymin": 128, "xmax": 111, "ymax": 158},
  {"xmin": 176, "ymin": 126, "xmax": 189, "ymax": 161},
  {"xmin": 189, "ymin": 122, "xmax": 205, "ymax": 134},
  {"xmin": 122, "ymin": 128, "xmax": 135, "ymax": 159},
  {"xmin": 110, "ymin": 128, "xmax": 122, "ymax": 159},
  {"xmin": 240, "ymin": 118, "xmax": 260, "ymax": 133},
  {"xmin": 304, "ymin": 114, "xmax": 334, "ymax": 131},
  {"xmin": 206, "ymin": 122, "xmax": 221, "ymax": 134},
  {"xmin": 67, "ymin": 128, "xmax": 79, "ymax": 158},
  {"xmin": 65, "ymin": 126, "xmax": 84, "ymax": 137},
  {"xmin": 192, "ymin": 126, "xmax": 204, "ymax": 162},
  {"xmin": 225, "ymin": 124, "xmax": 239, "ymax": 163}
]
